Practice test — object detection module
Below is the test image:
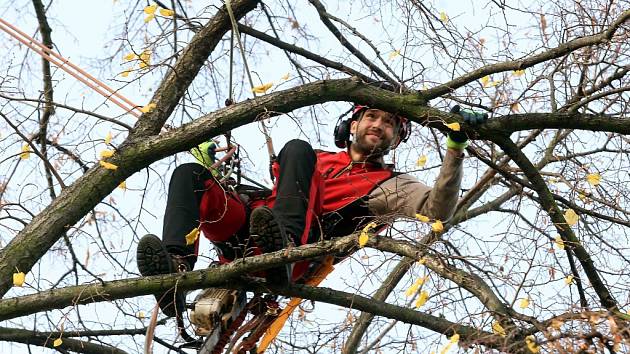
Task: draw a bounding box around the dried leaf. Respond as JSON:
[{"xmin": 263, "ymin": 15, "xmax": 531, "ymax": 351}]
[
  {"xmin": 19, "ymin": 144, "xmax": 31, "ymax": 160},
  {"xmin": 137, "ymin": 311, "xmax": 145, "ymax": 320},
  {"xmin": 358, "ymin": 222, "xmax": 377, "ymax": 248},
  {"xmin": 564, "ymin": 209, "xmax": 579, "ymax": 226},
  {"xmin": 252, "ymin": 82, "xmax": 273, "ymax": 94},
  {"xmin": 513, "ymin": 69, "xmax": 525, "ymax": 77},
  {"xmin": 480, "ymin": 75, "xmax": 490, "ymax": 87},
  {"xmin": 144, "ymin": 14, "xmax": 155, "ymax": 23},
  {"xmin": 123, "ymin": 52, "xmax": 137, "ymax": 61},
  {"xmin": 159, "ymin": 8, "xmax": 174, "ymax": 16},
  {"xmin": 280, "ymin": 73, "xmax": 290, "ymax": 80},
  {"xmin": 13, "ymin": 271, "xmax": 25, "ymax": 287},
  {"xmin": 53, "ymin": 338, "xmax": 63, "ymax": 347},
  {"xmin": 525, "ymin": 335, "xmax": 540, "ymax": 353},
  {"xmin": 415, "ymin": 213, "xmax": 430, "ymax": 223},
  {"xmin": 519, "ymin": 297, "xmax": 530, "ymax": 309},
  {"xmin": 492, "ymin": 321, "xmax": 506, "ymax": 337},
  {"xmin": 144, "ymin": 4, "xmax": 158, "ymax": 14},
  {"xmin": 431, "ymin": 220, "xmax": 444, "ymax": 233},
  {"xmin": 554, "ymin": 235, "xmax": 565, "ymax": 250},
  {"xmin": 414, "ymin": 290, "xmax": 429, "ymax": 308},
  {"xmin": 100, "ymin": 150, "xmax": 115, "ymax": 159},
  {"xmin": 565, "ymin": 275, "xmax": 574, "ymax": 285},
  {"xmin": 185, "ymin": 227, "xmax": 200, "ymax": 246},
  {"xmin": 99, "ymin": 161, "xmax": 118, "ymax": 170},
  {"xmin": 121, "ymin": 69, "xmax": 131, "ymax": 78},
  {"xmin": 586, "ymin": 173, "xmax": 601, "ymax": 186},
  {"xmin": 388, "ymin": 50, "xmax": 401, "ymax": 60},
  {"xmin": 405, "ymin": 276, "xmax": 429, "ymax": 297},
  {"xmin": 104, "ymin": 131, "xmax": 113, "ymax": 144},
  {"xmin": 439, "ymin": 11, "xmax": 448, "ymax": 23},
  {"xmin": 118, "ymin": 181, "xmax": 127, "ymax": 190},
  {"xmin": 416, "ymin": 155, "xmax": 427, "ymax": 167}
]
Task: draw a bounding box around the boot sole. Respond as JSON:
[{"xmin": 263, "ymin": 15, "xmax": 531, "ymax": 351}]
[
  {"xmin": 137, "ymin": 234, "xmax": 183, "ymax": 317},
  {"xmin": 249, "ymin": 207, "xmax": 292, "ymax": 285}
]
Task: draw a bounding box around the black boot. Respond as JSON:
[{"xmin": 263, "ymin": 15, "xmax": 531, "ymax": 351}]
[
  {"xmin": 249, "ymin": 206, "xmax": 293, "ymax": 285},
  {"xmin": 137, "ymin": 234, "xmax": 190, "ymax": 317}
]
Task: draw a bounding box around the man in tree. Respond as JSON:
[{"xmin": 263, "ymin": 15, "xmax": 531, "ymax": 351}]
[{"xmin": 136, "ymin": 103, "xmax": 486, "ymax": 318}]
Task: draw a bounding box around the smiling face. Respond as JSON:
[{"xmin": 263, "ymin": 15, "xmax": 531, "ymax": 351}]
[{"xmin": 350, "ymin": 108, "xmax": 399, "ymax": 159}]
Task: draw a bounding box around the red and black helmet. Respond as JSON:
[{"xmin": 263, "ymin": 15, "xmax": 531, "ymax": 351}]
[{"xmin": 333, "ymin": 105, "xmax": 411, "ymax": 149}]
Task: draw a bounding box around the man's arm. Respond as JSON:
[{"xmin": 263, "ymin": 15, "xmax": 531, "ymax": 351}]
[{"xmin": 368, "ymin": 147, "xmax": 464, "ymax": 221}]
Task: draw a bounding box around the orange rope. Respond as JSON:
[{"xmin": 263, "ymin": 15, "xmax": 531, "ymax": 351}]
[
  {"xmin": 257, "ymin": 256, "xmax": 335, "ymax": 353},
  {"xmin": 0, "ymin": 18, "xmax": 142, "ymax": 118}
]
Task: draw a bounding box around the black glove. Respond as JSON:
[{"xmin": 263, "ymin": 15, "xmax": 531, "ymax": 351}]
[{"xmin": 448, "ymin": 105, "xmax": 489, "ymax": 143}]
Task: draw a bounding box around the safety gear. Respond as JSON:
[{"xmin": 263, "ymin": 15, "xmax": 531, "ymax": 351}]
[
  {"xmin": 334, "ymin": 105, "xmax": 411, "ymax": 149},
  {"xmin": 448, "ymin": 105, "xmax": 488, "ymax": 146},
  {"xmin": 190, "ymin": 139, "xmax": 220, "ymax": 177}
]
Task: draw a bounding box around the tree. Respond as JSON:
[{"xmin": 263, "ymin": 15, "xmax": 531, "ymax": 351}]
[{"xmin": 0, "ymin": 0, "xmax": 629, "ymax": 352}]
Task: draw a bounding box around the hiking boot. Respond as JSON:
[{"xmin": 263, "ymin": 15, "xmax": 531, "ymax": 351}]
[
  {"xmin": 137, "ymin": 234, "xmax": 189, "ymax": 317},
  {"xmin": 249, "ymin": 206, "xmax": 293, "ymax": 285}
]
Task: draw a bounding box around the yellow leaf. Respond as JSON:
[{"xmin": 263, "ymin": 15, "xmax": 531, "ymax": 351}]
[
  {"xmin": 525, "ymin": 335, "xmax": 540, "ymax": 353},
  {"xmin": 431, "ymin": 220, "xmax": 444, "ymax": 233},
  {"xmin": 480, "ymin": 75, "xmax": 490, "ymax": 87},
  {"xmin": 118, "ymin": 181, "xmax": 127, "ymax": 190},
  {"xmin": 578, "ymin": 193, "xmax": 587, "ymax": 202},
  {"xmin": 104, "ymin": 131, "xmax": 112, "ymax": 144},
  {"xmin": 414, "ymin": 290, "xmax": 429, "ymax": 308},
  {"xmin": 417, "ymin": 257, "xmax": 427, "ymax": 265},
  {"xmin": 137, "ymin": 311, "xmax": 145, "ymax": 320},
  {"xmin": 280, "ymin": 73, "xmax": 290, "ymax": 80},
  {"xmin": 565, "ymin": 275, "xmax": 574, "ymax": 285},
  {"xmin": 144, "ymin": 4, "xmax": 158, "ymax": 14},
  {"xmin": 53, "ymin": 338, "xmax": 63, "ymax": 347},
  {"xmin": 388, "ymin": 49, "xmax": 401, "ymax": 60},
  {"xmin": 415, "ymin": 213, "xmax": 430, "ymax": 223},
  {"xmin": 586, "ymin": 173, "xmax": 601, "ymax": 186},
  {"xmin": 19, "ymin": 144, "xmax": 31, "ymax": 160},
  {"xmin": 123, "ymin": 52, "xmax": 137, "ymax": 61},
  {"xmin": 100, "ymin": 150, "xmax": 114, "ymax": 159},
  {"xmin": 486, "ymin": 80, "xmax": 503, "ymax": 87},
  {"xmin": 252, "ymin": 82, "xmax": 273, "ymax": 94},
  {"xmin": 446, "ymin": 122, "xmax": 460, "ymax": 131},
  {"xmin": 405, "ymin": 276, "xmax": 429, "ymax": 297},
  {"xmin": 492, "ymin": 321, "xmax": 506, "ymax": 337},
  {"xmin": 439, "ymin": 11, "xmax": 448, "ymax": 23},
  {"xmin": 13, "ymin": 272, "xmax": 25, "ymax": 287},
  {"xmin": 140, "ymin": 102, "xmax": 157, "ymax": 113},
  {"xmin": 144, "ymin": 14, "xmax": 155, "ymax": 23},
  {"xmin": 554, "ymin": 235, "xmax": 565, "ymax": 250},
  {"xmin": 510, "ymin": 102, "xmax": 520, "ymax": 112},
  {"xmin": 121, "ymin": 69, "xmax": 131, "ymax": 78},
  {"xmin": 564, "ymin": 209, "xmax": 578, "ymax": 226},
  {"xmin": 513, "ymin": 69, "xmax": 525, "ymax": 77},
  {"xmin": 358, "ymin": 222, "xmax": 377, "ymax": 248},
  {"xmin": 99, "ymin": 161, "xmax": 118, "ymax": 170},
  {"xmin": 159, "ymin": 8, "xmax": 175, "ymax": 16},
  {"xmin": 139, "ymin": 50, "xmax": 151, "ymax": 68},
  {"xmin": 185, "ymin": 227, "xmax": 200, "ymax": 245},
  {"xmin": 519, "ymin": 297, "xmax": 530, "ymax": 309},
  {"xmin": 550, "ymin": 319, "xmax": 563, "ymax": 330},
  {"xmin": 449, "ymin": 333, "xmax": 459, "ymax": 343},
  {"xmin": 416, "ymin": 155, "xmax": 427, "ymax": 168}
]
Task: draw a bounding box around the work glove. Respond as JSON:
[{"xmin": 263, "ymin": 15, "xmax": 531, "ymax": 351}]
[
  {"xmin": 190, "ymin": 139, "xmax": 220, "ymax": 176},
  {"xmin": 446, "ymin": 105, "xmax": 488, "ymax": 150}
]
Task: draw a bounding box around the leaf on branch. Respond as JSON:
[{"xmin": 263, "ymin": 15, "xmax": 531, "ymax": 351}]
[
  {"xmin": 405, "ymin": 275, "xmax": 429, "ymax": 297},
  {"xmin": 118, "ymin": 181, "xmax": 127, "ymax": 190},
  {"xmin": 137, "ymin": 311, "xmax": 145, "ymax": 320},
  {"xmin": 12, "ymin": 271, "xmax": 25, "ymax": 287},
  {"xmin": 280, "ymin": 73, "xmax": 290, "ymax": 80},
  {"xmin": 586, "ymin": 173, "xmax": 601, "ymax": 186},
  {"xmin": 513, "ymin": 69, "xmax": 525, "ymax": 77},
  {"xmin": 415, "ymin": 213, "xmax": 430, "ymax": 223},
  {"xmin": 139, "ymin": 50, "xmax": 151, "ymax": 68},
  {"xmin": 416, "ymin": 155, "xmax": 427, "ymax": 167},
  {"xmin": 358, "ymin": 222, "xmax": 377, "ymax": 248},
  {"xmin": 144, "ymin": 14, "xmax": 155, "ymax": 23},
  {"xmin": 123, "ymin": 53, "xmax": 137, "ymax": 61},
  {"xmin": 121, "ymin": 69, "xmax": 131, "ymax": 78},
  {"xmin": 554, "ymin": 235, "xmax": 564, "ymax": 250},
  {"xmin": 140, "ymin": 102, "xmax": 157, "ymax": 113},
  {"xmin": 492, "ymin": 321, "xmax": 506, "ymax": 337},
  {"xmin": 564, "ymin": 209, "xmax": 578, "ymax": 226},
  {"xmin": 100, "ymin": 150, "xmax": 115, "ymax": 159},
  {"xmin": 144, "ymin": 4, "xmax": 158, "ymax": 14},
  {"xmin": 565, "ymin": 275, "xmax": 574, "ymax": 285},
  {"xmin": 252, "ymin": 82, "xmax": 273, "ymax": 94},
  {"xmin": 431, "ymin": 220, "xmax": 444, "ymax": 233},
  {"xmin": 185, "ymin": 227, "xmax": 200, "ymax": 246},
  {"xmin": 159, "ymin": 8, "xmax": 175, "ymax": 16},
  {"xmin": 104, "ymin": 131, "xmax": 113, "ymax": 145},
  {"xmin": 53, "ymin": 338, "xmax": 63, "ymax": 347},
  {"xmin": 439, "ymin": 11, "xmax": 448, "ymax": 24},
  {"xmin": 519, "ymin": 297, "xmax": 530, "ymax": 309},
  {"xmin": 99, "ymin": 161, "xmax": 118, "ymax": 170},
  {"xmin": 19, "ymin": 144, "xmax": 31, "ymax": 160},
  {"xmin": 414, "ymin": 290, "xmax": 429, "ymax": 308},
  {"xmin": 526, "ymin": 335, "xmax": 540, "ymax": 353},
  {"xmin": 388, "ymin": 50, "xmax": 401, "ymax": 60}
]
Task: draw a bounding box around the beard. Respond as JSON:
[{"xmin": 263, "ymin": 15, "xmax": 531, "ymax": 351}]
[{"xmin": 351, "ymin": 130, "xmax": 393, "ymax": 157}]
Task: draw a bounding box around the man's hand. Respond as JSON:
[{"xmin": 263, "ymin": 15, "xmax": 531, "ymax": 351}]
[{"xmin": 447, "ymin": 105, "xmax": 489, "ymax": 149}]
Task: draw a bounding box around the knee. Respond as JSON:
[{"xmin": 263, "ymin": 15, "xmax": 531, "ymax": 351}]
[{"xmin": 279, "ymin": 139, "xmax": 315, "ymax": 160}]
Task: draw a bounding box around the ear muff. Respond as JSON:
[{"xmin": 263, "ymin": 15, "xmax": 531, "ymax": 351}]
[{"xmin": 334, "ymin": 118, "xmax": 353, "ymax": 148}]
